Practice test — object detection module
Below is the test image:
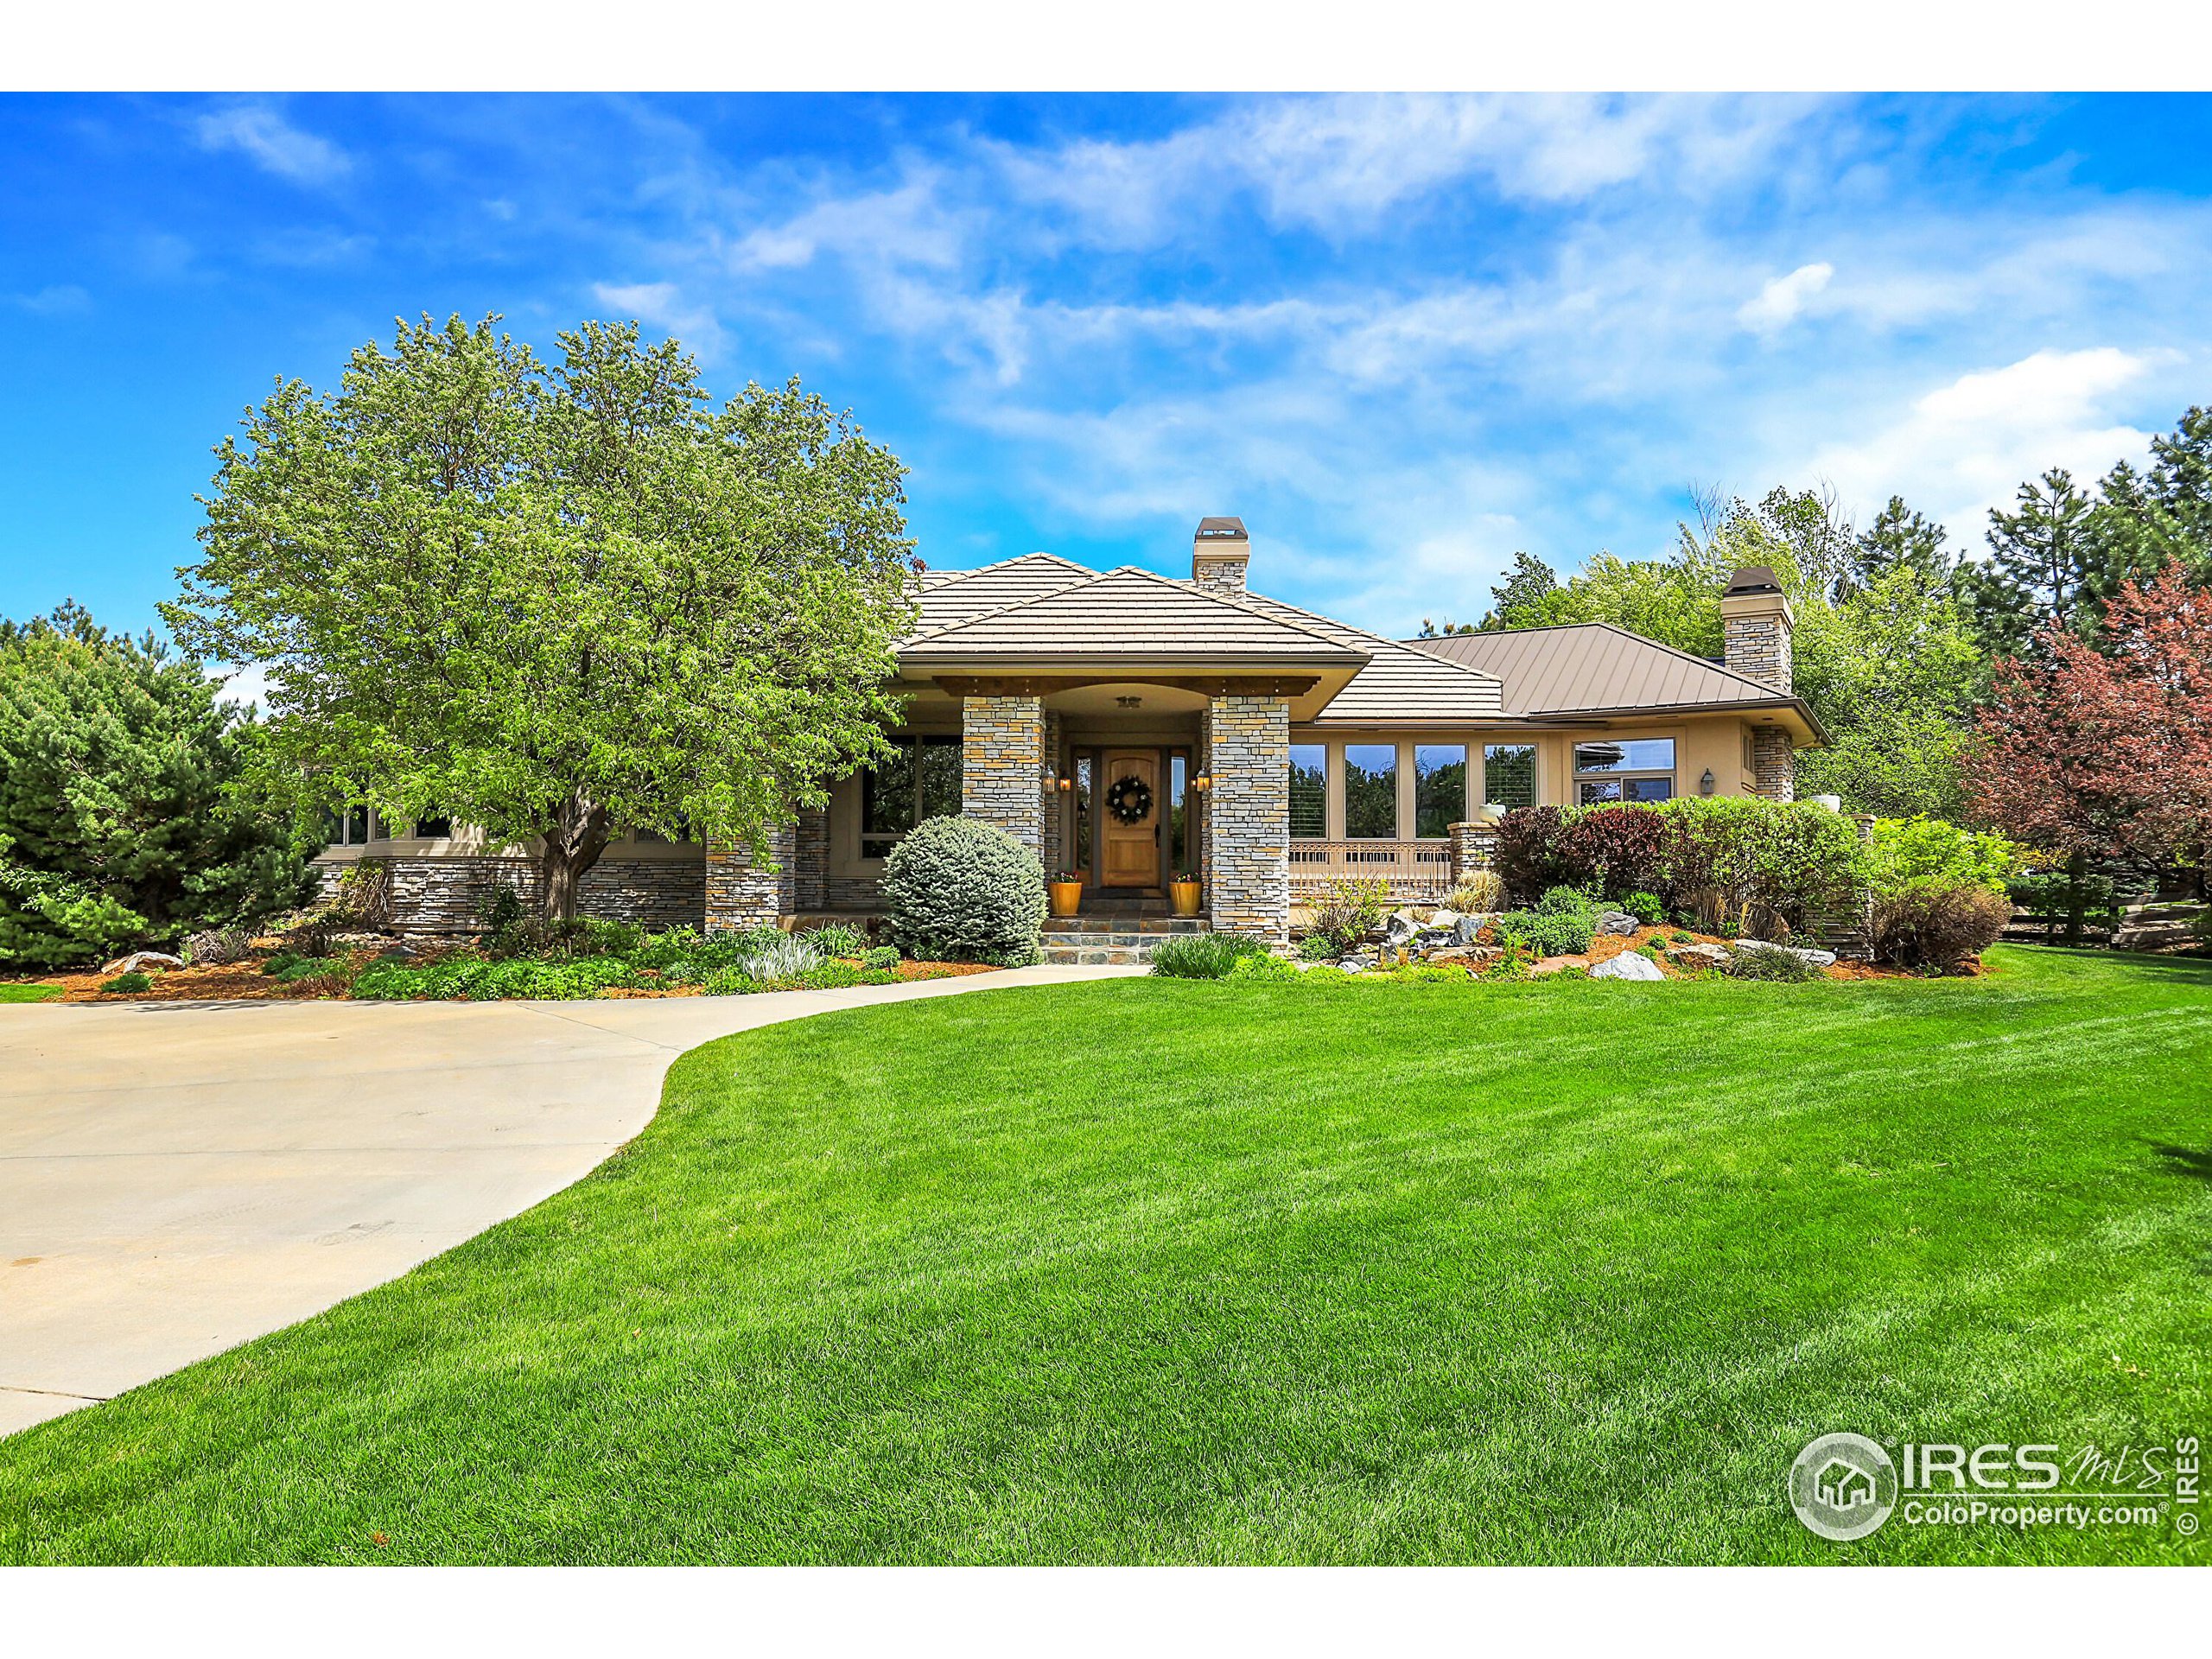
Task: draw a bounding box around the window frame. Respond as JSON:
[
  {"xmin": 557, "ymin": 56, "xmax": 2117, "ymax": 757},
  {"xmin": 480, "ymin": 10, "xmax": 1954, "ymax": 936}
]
[
  {"xmin": 1481, "ymin": 743, "xmax": 1537, "ymax": 813},
  {"xmin": 1573, "ymin": 736, "xmax": 1676, "ymax": 806},
  {"xmin": 1287, "ymin": 743, "xmax": 1328, "ymax": 839},
  {"xmin": 861, "ymin": 735, "xmax": 964, "ymax": 860},
  {"xmin": 1343, "ymin": 742, "xmax": 1400, "ymax": 840}
]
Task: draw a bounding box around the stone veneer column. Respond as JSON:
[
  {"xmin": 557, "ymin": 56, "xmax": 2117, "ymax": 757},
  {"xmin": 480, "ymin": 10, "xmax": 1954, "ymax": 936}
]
[
  {"xmin": 1750, "ymin": 726, "xmax": 1796, "ymax": 802},
  {"xmin": 704, "ymin": 823, "xmax": 796, "ymax": 934},
  {"xmin": 961, "ymin": 694, "xmax": 1046, "ymax": 861},
  {"xmin": 791, "ymin": 807, "xmax": 830, "ymax": 912},
  {"xmin": 1204, "ymin": 694, "xmax": 1289, "ymax": 942},
  {"xmin": 1446, "ymin": 821, "xmax": 1495, "ymax": 885}
]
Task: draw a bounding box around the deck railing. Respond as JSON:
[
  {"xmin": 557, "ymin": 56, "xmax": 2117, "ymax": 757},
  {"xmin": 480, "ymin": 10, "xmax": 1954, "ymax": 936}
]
[{"xmin": 1287, "ymin": 838, "xmax": 1455, "ymax": 901}]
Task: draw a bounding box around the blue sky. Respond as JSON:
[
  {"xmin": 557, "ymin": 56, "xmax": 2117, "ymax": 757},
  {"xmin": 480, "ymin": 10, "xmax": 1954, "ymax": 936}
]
[{"xmin": 4, "ymin": 92, "xmax": 2211, "ymax": 639}]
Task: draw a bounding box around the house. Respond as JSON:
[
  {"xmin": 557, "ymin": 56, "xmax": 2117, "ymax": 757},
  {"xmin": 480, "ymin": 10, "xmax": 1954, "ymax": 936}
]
[{"xmin": 315, "ymin": 520, "xmax": 1823, "ymax": 950}]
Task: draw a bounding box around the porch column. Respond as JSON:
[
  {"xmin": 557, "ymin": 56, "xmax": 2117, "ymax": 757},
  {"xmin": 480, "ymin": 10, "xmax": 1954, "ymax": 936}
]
[
  {"xmin": 704, "ymin": 823, "xmax": 795, "ymax": 934},
  {"xmin": 1203, "ymin": 693, "xmax": 1290, "ymax": 943},
  {"xmin": 1039, "ymin": 710, "xmax": 1066, "ymax": 874},
  {"xmin": 1446, "ymin": 821, "xmax": 1493, "ymax": 884},
  {"xmin": 961, "ymin": 694, "xmax": 1046, "ymax": 861},
  {"xmin": 1750, "ymin": 725, "xmax": 1796, "ymax": 801}
]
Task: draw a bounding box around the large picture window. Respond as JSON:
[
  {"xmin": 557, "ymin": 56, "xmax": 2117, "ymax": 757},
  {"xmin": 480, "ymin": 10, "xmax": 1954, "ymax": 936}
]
[
  {"xmin": 1414, "ymin": 745, "xmax": 1466, "ymax": 838},
  {"xmin": 1344, "ymin": 743, "xmax": 1398, "ymax": 839},
  {"xmin": 862, "ymin": 736, "xmax": 963, "ymax": 857},
  {"xmin": 1483, "ymin": 744, "xmax": 1535, "ymax": 812},
  {"xmin": 1574, "ymin": 737, "xmax": 1675, "ymax": 804},
  {"xmin": 1288, "ymin": 744, "xmax": 1327, "ymax": 838}
]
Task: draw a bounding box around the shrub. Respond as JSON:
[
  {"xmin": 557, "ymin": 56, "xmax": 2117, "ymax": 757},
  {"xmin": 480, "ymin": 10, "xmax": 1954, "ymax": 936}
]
[
  {"xmin": 880, "ymin": 816, "xmax": 1045, "ymax": 965},
  {"xmin": 1866, "ymin": 817, "xmax": 2024, "ymax": 899},
  {"xmin": 1307, "ymin": 875, "xmax": 1390, "ymax": 955},
  {"xmin": 264, "ymin": 952, "xmax": 349, "ymax": 984},
  {"xmin": 861, "ymin": 944, "xmax": 899, "ymax": 971},
  {"xmin": 1872, "ymin": 882, "xmax": 2010, "ymax": 969},
  {"xmin": 799, "ymin": 922, "xmax": 869, "ymax": 959},
  {"xmin": 1492, "ymin": 806, "xmax": 1578, "ymax": 901},
  {"xmin": 1225, "ymin": 950, "xmax": 1298, "ymax": 981},
  {"xmin": 1726, "ymin": 944, "xmax": 1824, "ymax": 982},
  {"xmin": 1150, "ymin": 932, "xmax": 1270, "ymax": 979},
  {"xmin": 1296, "ymin": 931, "xmax": 1341, "ymax": 962},
  {"xmin": 1623, "ymin": 891, "xmax": 1665, "ymax": 925},
  {"xmin": 183, "ymin": 925, "xmax": 251, "ymax": 965},
  {"xmin": 1493, "ymin": 890, "xmax": 1597, "ymax": 958},
  {"xmin": 1657, "ymin": 796, "xmax": 1867, "ymax": 938},
  {"xmin": 102, "ymin": 970, "xmax": 154, "ymax": 995},
  {"xmin": 350, "ymin": 955, "xmax": 645, "ymax": 1001},
  {"xmin": 1446, "ymin": 869, "xmax": 1503, "ymax": 912},
  {"xmin": 1557, "ymin": 805, "xmax": 1672, "ymax": 903}
]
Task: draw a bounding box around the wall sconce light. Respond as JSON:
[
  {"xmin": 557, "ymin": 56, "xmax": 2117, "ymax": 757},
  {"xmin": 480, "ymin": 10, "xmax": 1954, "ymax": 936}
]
[
  {"xmin": 1699, "ymin": 768, "xmax": 1716, "ymax": 797},
  {"xmin": 1057, "ymin": 776, "xmax": 1072, "ymax": 791},
  {"xmin": 1193, "ymin": 774, "xmax": 1212, "ymax": 792}
]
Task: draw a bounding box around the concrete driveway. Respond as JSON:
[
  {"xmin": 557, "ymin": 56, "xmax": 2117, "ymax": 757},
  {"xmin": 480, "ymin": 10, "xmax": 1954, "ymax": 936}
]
[{"xmin": 0, "ymin": 964, "xmax": 1138, "ymax": 1437}]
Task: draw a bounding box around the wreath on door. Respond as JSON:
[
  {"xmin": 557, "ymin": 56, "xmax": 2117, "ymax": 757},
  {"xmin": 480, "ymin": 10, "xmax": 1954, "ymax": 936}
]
[{"xmin": 1105, "ymin": 774, "xmax": 1154, "ymax": 825}]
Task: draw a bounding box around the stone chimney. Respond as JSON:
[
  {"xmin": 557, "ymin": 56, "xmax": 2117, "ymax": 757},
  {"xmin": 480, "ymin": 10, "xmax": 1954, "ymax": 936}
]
[
  {"xmin": 1719, "ymin": 565, "xmax": 1793, "ymax": 692},
  {"xmin": 1192, "ymin": 516, "xmax": 1249, "ymax": 594}
]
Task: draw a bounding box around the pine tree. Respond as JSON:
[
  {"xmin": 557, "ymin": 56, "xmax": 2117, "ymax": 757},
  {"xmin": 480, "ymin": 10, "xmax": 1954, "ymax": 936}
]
[
  {"xmin": 2145, "ymin": 406, "xmax": 2212, "ymax": 575},
  {"xmin": 0, "ymin": 604, "xmax": 312, "ymax": 968},
  {"xmin": 1852, "ymin": 496, "xmax": 1953, "ymax": 589},
  {"xmin": 1474, "ymin": 551, "xmax": 1559, "ymax": 631},
  {"xmin": 1968, "ymin": 467, "xmax": 2099, "ymax": 653}
]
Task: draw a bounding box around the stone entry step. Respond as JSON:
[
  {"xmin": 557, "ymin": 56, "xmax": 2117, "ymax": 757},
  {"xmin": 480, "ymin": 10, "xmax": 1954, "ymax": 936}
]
[
  {"xmin": 1041, "ymin": 915, "xmax": 1209, "ymax": 935},
  {"xmin": 1039, "ymin": 922, "xmax": 1209, "ymax": 966}
]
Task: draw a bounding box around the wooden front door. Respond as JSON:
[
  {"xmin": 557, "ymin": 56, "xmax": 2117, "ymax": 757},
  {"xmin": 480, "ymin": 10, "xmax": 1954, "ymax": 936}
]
[{"xmin": 1099, "ymin": 749, "xmax": 1162, "ymax": 888}]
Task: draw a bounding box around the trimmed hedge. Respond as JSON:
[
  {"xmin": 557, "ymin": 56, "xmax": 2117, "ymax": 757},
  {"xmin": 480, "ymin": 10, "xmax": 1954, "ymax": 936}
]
[{"xmin": 880, "ymin": 815, "xmax": 1046, "ymax": 966}]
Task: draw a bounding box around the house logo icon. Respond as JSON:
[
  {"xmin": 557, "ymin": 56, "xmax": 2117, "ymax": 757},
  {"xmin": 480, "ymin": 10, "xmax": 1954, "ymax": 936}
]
[{"xmin": 1789, "ymin": 1433, "xmax": 1897, "ymax": 1541}]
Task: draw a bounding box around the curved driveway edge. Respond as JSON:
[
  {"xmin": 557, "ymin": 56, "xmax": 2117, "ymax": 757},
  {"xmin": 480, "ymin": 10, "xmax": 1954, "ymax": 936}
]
[{"xmin": 0, "ymin": 963, "xmax": 1142, "ymax": 1437}]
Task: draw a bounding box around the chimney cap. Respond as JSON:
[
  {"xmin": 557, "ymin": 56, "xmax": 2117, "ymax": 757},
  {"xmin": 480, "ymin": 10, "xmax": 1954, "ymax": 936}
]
[
  {"xmin": 1723, "ymin": 564, "xmax": 1783, "ymax": 598},
  {"xmin": 1194, "ymin": 516, "xmax": 1249, "ymax": 543}
]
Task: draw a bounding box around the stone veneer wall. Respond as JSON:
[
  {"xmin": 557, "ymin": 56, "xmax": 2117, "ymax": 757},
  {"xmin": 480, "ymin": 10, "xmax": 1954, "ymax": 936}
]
[
  {"xmin": 1191, "ymin": 556, "xmax": 1249, "ymax": 596},
  {"xmin": 1203, "ymin": 693, "xmax": 1290, "ymax": 941},
  {"xmin": 312, "ymin": 854, "xmax": 704, "ymax": 934},
  {"xmin": 1750, "ymin": 725, "xmax": 1796, "ymax": 801},
  {"xmin": 792, "ymin": 808, "xmax": 830, "ymax": 912},
  {"xmin": 961, "ymin": 694, "xmax": 1045, "ymax": 860},
  {"xmin": 1722, "ymin": 609, "xmax": 1792, "ymax": 693},
  {"xmin": 1446, "ymin": 821, "xmax": 1497, "ymax": 884},
  {"xmin": 705, "ymin": 825, "xmax": 797, "ymax": 933}
]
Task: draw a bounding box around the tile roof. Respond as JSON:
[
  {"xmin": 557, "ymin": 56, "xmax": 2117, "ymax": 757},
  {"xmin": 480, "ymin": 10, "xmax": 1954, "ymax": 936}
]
[
  {"xmin": 910, "ymin": 553, "xmax": 1092, "ymax": 631},
  {"xmin": 901, "ymin": 565, "xmax": 1367, "ymax": 662},
  {"xmin": 1404, "ymin": 623, "xmax": 1796, "ymax": 715}
]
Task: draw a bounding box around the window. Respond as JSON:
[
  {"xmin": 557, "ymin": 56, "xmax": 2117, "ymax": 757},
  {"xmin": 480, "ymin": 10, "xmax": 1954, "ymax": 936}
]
[
  {"xmin": 413, "ymin": 813, "xmax": 453, "ymax": 838},
  {"xmin": 861, "ymin": 736, "xmax": 963, "ymax": 857},
  {"xmin": 1744, "ymin": 727, "xmax": 1757, "ymax": 772},
  {"xmin": 1344, "ymin": 744, "xmax": 1398, "ymax": 839},
  {"xmin": 1073, "ymin": 753, "xmax": 1093, "ymax": 874},
  {"xmin": 1414, "ymin": 745, "xmax": 1467, "ymax": 838},
  {"xmin": 1288, "ymin": 744, "xmax": 1327, "ymax": 838},
  {"xmin": 1483, "ymin": 744, "xmax": 1535, "ymax": 812},
  {"xmin": 325, "ymin": 804, "xmax": 374, "ymax": 847},
  {"xmin": 1169, "ymin": 753, "xmax": 1191, "ymax": 875},
  {"xmin": 1574, "ymin": 737, "xmax": 1675, "ymax": 804}
]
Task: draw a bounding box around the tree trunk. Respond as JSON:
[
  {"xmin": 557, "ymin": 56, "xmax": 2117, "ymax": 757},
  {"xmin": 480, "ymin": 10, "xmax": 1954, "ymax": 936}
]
[
  {"xmin": 2063, "ymin": 849, "xmax": 2088, "ymax": 948},
  {"xmin": 538, "ymin": 790, "xmax": 613, "ymax": 923}
]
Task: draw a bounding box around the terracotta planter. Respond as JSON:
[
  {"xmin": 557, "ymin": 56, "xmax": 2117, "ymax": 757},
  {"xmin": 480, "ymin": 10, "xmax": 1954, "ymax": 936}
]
[
  {"xmin": 1169, "ymin": 879, "xmax": 1203, "ymax": 918},
  {"xmin": 1048, "ymin": 880, "xmax": 1084, "ymax": 918}
]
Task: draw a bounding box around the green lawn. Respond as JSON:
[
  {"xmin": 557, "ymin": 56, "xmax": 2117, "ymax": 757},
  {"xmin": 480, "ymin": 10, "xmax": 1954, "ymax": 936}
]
[
  {"xmin": 3, "ymin": 945, "xmax": 2208, "ymax": 1564},
  {"xmin": 0, "ymin": 983, "xmax": 60, "ymax": 1002}
]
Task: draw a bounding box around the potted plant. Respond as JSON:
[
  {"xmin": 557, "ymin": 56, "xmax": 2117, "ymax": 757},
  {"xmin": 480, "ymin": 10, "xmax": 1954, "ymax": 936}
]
[
  {"xmin": 1169, "ymin": 870, "xmax": 1202, "ymax": 917},
  {"xmin": 1048, "ymin": 870, "xmax": 1084, "ymax": 918}
]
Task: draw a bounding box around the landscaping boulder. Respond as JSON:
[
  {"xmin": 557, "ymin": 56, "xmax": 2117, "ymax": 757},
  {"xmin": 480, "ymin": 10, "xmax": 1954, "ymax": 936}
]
[
  {"xmin": 1730, "ymin": 939, "xmax": 1835, "ymax": 969},
  {"xmin": 1384, "ymin": 910, "xmax": 1421, "ymax": 947},
  {"xmin": 1592, "ymin": 951, "xmax": 1665, "ymax": 982},
  {"xmin": 1666, "ymin": 942, "xmax": 1732, "ymax": 969},
  {"xmin": 1595, "ymin": 911, "xmax": 1638, "ymax": 937},
  {"xmin": 99, "ymin": 950, "xmax": 184, "ymax": 976},
  {"xmin": 1452, "ymin": 914, "xmax": 1491, "ymax": 946}
]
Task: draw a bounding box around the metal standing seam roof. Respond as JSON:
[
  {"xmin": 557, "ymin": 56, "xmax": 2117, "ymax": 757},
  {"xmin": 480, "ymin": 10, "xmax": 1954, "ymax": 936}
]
[
  {"xmin": 899, "ymin": 564, "xmax": 1370, "ymax": 661},
  {"xmin": 1402, "ymin": 623, "xmax": 1797, "ymax": 716}
]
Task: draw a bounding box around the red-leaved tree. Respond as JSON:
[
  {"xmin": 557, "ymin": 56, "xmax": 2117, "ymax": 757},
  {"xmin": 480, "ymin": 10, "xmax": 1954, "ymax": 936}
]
[{"xmin": 1966, "ymin": 564, "xmax": 2212, "ymax": 899}]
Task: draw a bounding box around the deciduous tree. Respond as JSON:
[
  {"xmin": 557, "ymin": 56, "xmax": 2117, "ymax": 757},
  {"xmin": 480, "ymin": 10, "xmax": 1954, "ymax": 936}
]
[{"xmin": 166, "ymin": 315, "xmax": 917, "ymax": 919}]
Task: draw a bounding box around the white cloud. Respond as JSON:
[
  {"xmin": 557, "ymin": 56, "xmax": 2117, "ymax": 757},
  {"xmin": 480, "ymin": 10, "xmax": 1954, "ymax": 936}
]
[
  {"xmin": 590, "ymin": 281, "xmax": 726, "ymax": 358},
  {"xmin": 4, "ymin": 283, "xmax": 91, "ymax": 315},
  {"xmin": 1738, "ymin": 263, "xmax": 1834, "ymax": 334},
  {"xmin": 212, "ymin": 662, "xmax": 275, "ymax": 712},
  {"xmin": 733, "ymin": 175, "xmax": 958, "ymax": 271},
  {"xmin": 1803, "ymin": 347, "xmax": 2171, "ymax": 537},
  {"xmin": 194, "ymin": 104, "xmax": 352, "ymax": 186}
]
